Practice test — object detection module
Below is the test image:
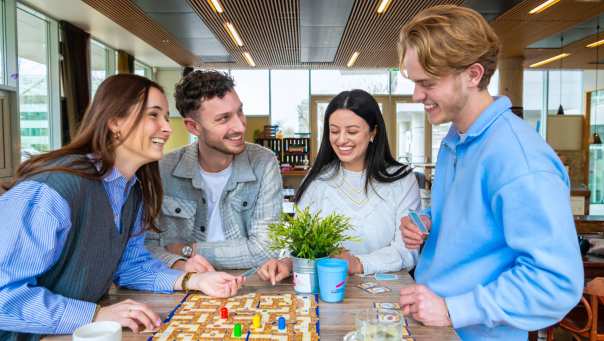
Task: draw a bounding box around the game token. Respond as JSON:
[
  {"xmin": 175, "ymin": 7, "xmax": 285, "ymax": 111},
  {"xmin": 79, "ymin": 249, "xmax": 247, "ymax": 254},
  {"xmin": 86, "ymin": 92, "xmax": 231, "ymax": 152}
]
[
  {"xmin": 253, "ymin": 313, "xmax": 261, "ymax": 328},
  {"xmin": 278, "ymin": 316, "xmax": 286, "ymax": 330},
  {"xmin": 233, "ymin": 323, "xmax": 242, "ymax": 337},
  {"xmin": 220, "ymin": 306, "xmax": 228, "ymax": 319}
]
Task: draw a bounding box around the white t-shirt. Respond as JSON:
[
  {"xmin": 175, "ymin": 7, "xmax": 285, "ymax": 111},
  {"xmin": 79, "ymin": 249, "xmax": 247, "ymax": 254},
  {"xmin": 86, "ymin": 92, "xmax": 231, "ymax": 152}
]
[{"xmin": 199, "ymin": 164, "xmax": 232, "ymax": 242}]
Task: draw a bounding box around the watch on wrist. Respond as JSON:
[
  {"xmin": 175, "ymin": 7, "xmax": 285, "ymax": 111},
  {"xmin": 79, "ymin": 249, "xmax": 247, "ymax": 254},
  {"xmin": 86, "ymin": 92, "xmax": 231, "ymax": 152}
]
[{"xmin": 181, "ymin": 245, "xmax": 193, "ymax": 258}]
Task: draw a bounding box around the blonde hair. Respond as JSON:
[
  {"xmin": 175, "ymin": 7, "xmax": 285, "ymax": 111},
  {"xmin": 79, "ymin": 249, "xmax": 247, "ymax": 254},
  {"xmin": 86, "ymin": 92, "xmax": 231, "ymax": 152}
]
[{"xmin": 398, "ymin": 5, "xmax": 500, "ymax": 90}]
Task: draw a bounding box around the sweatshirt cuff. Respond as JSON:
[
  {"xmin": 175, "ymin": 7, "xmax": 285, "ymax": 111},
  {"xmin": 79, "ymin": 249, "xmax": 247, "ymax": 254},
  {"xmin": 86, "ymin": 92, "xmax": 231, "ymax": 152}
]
[
  {"xmin": 55, "ymin": 299, "xmax": 97, "ymax": 334},
  {"xmin": 445, "ymin": 290, "xmax": 485, "ymax": 329},
  {"xmin": 154, "ymin": 268, "xmax": 184, "ymax": 293}
]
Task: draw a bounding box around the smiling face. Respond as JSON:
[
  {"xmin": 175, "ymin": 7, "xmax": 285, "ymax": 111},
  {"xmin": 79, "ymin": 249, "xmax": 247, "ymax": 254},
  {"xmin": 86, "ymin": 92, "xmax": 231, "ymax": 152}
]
[
  {"xmin": 112, "ymin": 87, "xmax": 172, "ymax": 166},
  {"xmin": 328, "ymin": 109, "xmax": 376, "ymax": 172},
  {"xmin": 403, "ymin": 47, "xmax": 468, "ymax": 126},
  {"xmin": 187, "ymin": 90, "xmax": 246, "ymax": 157}
]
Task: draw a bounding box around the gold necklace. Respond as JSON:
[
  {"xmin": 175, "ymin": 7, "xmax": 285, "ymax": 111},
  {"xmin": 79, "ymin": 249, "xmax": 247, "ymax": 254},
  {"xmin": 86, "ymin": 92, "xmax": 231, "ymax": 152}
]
[{"xmin": 336, "ymin": 171, "xmax": 368, "ymax": 206}]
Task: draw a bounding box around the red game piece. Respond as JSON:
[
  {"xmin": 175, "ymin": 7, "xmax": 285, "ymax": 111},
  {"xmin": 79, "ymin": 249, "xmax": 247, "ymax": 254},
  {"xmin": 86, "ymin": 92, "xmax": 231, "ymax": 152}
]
[{"xmin": 220, "ymin": 307, "xmax": 228, "ymax": 319}]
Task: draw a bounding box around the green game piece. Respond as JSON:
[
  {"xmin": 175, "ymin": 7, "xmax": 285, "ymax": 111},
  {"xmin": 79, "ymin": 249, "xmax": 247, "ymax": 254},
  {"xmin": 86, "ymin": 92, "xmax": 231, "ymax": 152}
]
[{"xmin": 233, "ymin": 323, "xmax": 242, "ymax": 338}]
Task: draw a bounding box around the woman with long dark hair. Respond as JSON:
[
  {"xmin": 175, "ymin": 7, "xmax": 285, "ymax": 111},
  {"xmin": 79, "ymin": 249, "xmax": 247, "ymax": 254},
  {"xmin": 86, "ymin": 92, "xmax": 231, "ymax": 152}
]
[
  {"xmin": 0, "ymin": 74, "xmax": 243, "ymax": 339},
  {"xmin": 258, "ymin": 89, "xmax": 419, "ymax": 283}
]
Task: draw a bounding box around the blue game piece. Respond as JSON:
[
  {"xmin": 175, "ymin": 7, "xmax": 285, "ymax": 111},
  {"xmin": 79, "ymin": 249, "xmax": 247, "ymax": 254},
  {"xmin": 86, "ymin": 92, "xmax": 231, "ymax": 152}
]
[{"xmin": 278, "ymin": 316, "xmax": 286, "ymax": 330}]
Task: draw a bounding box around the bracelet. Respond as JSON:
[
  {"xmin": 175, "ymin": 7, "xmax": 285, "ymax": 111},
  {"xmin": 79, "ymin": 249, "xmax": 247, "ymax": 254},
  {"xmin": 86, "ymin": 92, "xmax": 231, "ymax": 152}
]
[
  {"xmin": 181, "ymin": 272, "xmax": 195, "ymax": 291},
  {"xmin": 92, "ymin": 304, "xmax": 102, "ymax": 321}
]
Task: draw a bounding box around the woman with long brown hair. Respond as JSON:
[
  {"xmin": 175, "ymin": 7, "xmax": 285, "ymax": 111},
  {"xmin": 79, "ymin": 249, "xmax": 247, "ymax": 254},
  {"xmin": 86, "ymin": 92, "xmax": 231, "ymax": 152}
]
[{"xmin": 0, "ymin": 74, "xmax": 243, "ymax": 340}]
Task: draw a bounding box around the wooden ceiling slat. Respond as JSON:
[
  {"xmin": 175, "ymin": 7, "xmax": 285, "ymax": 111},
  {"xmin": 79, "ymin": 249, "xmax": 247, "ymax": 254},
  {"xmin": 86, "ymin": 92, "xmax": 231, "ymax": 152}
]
[
  {"xmin": 82, "ymin": 0, "xmax": 200, "ymax": 66},
  {"xmin": 82, "ymin": 0, "xmax": 604, "ymax": 69}
]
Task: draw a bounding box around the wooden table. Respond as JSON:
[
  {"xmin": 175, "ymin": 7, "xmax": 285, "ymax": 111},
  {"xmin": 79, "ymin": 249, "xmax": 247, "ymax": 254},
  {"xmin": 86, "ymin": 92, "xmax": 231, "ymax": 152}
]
[{"xmin": 45, "ymin": 271, "xmax": 459, "ymax": 340}]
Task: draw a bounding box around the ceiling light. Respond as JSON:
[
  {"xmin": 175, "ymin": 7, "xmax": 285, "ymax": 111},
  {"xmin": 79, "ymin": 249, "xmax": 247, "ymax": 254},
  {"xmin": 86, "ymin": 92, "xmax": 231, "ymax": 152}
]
[
  {"xmin": 207, "ymin": 0, "xmax": 224, "ymax": 14},
  {"xmin": 529, "ymin": 53, "xmax": 570, "ymax": 68},
  {"xmin": 242, "ymin": 52, "xmax": 256, "ymax": 67},
  {"xmin": 347, "ymin": 52, "xmax": 360, "ymax": 67},
  {"xmin": 529, "ymin": 0, "xmax": 561, "ymax": 15},
  {"xmin": 225, "ymin": 22, "xmax": 243, "ymax": 47},
  {"xmin": 376, "ymin": 0, "xmax": 394, "ymax": 14},
  {"xmin": 587, "ymin": 39, "xmax": 604, "ymax": 48}
]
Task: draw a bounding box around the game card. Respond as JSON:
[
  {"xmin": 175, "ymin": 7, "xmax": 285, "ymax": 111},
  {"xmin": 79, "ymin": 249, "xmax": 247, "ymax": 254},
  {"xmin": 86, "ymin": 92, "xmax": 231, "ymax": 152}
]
[
  {"xmin": 409, "ymin": 210, "xmax": 429, "ymax": 234},
  {"xmin": 374, "ymin": 302, "xmax": 401, "ymax": 310},
  {"xmin": 366, "ymin": 286, "xmax": 391, "ymax": 294},
  {"xmin": 374, "ymin": 273, "xmax": 399, "ymax": 281},
  {"xmin": 357, "ymin": 281, "xmax": 378, "ymax": 290}
]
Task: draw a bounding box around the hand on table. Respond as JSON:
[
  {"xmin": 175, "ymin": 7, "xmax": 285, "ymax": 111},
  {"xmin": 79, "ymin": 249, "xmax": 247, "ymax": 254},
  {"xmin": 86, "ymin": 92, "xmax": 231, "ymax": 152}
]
[
  {"xmin": 257, "ymin": 258, "xmax": 292, "ymax": 285},
  {"xmin": 186, "ymin": 272, "xmax": 245, "ymax": 298},
  {"xmin": 172, "ymin": 254, "xmax": 215, "ymax": 273},
  {"xmin": 399, "ymin": 284, "xmax": 451, "ymax": 327},
  {"xmin": 94, "ymin": 299, "xmax": 161, "ymax": 333}
]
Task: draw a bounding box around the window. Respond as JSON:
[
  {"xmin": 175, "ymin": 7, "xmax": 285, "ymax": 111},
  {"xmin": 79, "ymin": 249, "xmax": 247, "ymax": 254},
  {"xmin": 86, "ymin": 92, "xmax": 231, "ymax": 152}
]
[
  {"xmin": 311, "ymin": 69, "xmax": 390, "ymax": 95},
  {"xmin": 590, "ymin": 90, "xmax": 604, "ymax": 206},
  {"xmin": 230, "ymin": 69, "xmax": 269, "ymax": 116},
  {"xmin": 390, "ymin": 70, "xmax": 415, "ymax": 95},
  {"xmin": 395, "ymin": 102, "xmax": 425, "ymax": 163},
  {"xmin": 17, "ymin": 7, "xmax": 52, "ymax": 156},
  {"xmin": 134, "ymin": 60, "xmax": 153, "ymax": 79},
  {"xmin": 90, "ymin": 40, "xmax": 116, "ymax": 96},
  {"xmin": 0, "ymin": 0, "xmax": 5, "ymax": 85},
  {"xmin": 523, "ymin": 70, "xmax": 545, "ymax": 131},
  {"xmin": 270, "ymin": 70, "xmax": 309, "ymax": 136},
  {"xmin": 547, "ymin": 70, "xmax": 582, "ymax": 115}
]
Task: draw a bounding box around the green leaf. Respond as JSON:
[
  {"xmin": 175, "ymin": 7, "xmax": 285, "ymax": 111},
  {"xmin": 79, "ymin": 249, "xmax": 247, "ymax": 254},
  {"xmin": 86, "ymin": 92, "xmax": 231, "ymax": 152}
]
[{"xmin": 267, "ymin": 206, "xmax": 361, "ymax": 260}]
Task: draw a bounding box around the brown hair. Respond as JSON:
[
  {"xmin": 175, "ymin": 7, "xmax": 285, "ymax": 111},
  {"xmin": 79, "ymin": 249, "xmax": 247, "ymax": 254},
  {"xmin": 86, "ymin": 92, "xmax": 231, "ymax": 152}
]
[
  {"xmin": 398, "ymin": 5, "xmax": 500, "ymax": 90},
  {"xmin": 4, "ymin": 74, "xmax": 164, "ymax": 232},
  {"xmin": 174, "ymin": 70, "xmax": 235, "ymax": 118}
]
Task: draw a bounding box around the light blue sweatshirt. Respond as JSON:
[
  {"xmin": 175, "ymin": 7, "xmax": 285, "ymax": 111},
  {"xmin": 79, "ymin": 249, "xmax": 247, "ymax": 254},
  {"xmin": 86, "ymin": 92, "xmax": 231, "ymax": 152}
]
[{"xmin": 414, "ymin": 96, "xmax": 583, "ymax": 340}]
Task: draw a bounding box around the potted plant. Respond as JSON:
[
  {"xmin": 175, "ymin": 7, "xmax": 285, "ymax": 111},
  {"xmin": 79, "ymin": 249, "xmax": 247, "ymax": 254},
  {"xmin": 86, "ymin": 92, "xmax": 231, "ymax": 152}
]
[{"xmin": 268, "ymin": 206, "xmax": 358, "ymax": 293}]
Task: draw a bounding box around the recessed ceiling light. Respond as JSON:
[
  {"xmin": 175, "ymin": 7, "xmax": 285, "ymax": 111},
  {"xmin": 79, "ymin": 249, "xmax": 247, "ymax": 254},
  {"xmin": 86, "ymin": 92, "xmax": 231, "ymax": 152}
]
[
  {"xmin": 242, "ymin": 52, "xmax": 256, "ymax": 67},
  {"xmin": 529, "ymin": 0, "xmax": 561, "ymax": 15},
  {"xmin": 529, "ymin": 53, "xmax": 570, "ymax": 68},
  {"xmin": 225, "ymin": 22, "xmax": 244, "ymax": 47},
  {"xmin": 376, "ymin": 0, "xmax": 393, "ymax": 14},
  {"xmin": 207, "ymin": 0, "xmax": 224, "ymax": 14},
  {"xmin": 347, "ymin": 52, "xmax": 360, "ymax": 67}
]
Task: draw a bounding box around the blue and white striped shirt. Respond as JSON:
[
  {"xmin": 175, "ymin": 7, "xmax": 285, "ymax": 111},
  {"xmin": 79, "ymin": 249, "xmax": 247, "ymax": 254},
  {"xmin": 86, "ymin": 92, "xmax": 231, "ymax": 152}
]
[{"xmin": 0, "ymin": 167, "xmax": 182, "ymax": 334}]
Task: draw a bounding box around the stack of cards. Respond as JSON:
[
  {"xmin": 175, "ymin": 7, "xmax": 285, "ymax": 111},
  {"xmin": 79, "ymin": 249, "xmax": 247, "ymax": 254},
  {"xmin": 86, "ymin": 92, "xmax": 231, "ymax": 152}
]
[{"xmin": 356, "ymin": 281, "xmax": 391, "ymax": 294}]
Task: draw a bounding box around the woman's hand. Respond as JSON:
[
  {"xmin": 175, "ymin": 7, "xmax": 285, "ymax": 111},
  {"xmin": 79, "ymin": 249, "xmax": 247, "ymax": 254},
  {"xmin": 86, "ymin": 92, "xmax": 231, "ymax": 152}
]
[{"xmin": 94, "ymin": 299, "xmax": 161, "ymax": 333}]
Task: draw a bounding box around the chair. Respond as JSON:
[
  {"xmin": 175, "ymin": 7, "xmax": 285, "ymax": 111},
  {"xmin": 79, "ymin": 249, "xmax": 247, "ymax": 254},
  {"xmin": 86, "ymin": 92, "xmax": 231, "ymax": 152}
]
[{"xmin": 547, "ymin": 277, "xmax": 604, "ymax": 340}]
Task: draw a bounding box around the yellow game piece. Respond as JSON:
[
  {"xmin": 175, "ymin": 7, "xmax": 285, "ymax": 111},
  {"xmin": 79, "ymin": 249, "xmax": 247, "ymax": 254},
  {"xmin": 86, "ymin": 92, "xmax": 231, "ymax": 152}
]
[{"xmin": 252, "ymin": 314, "xmax": 261, "ymax": 328}]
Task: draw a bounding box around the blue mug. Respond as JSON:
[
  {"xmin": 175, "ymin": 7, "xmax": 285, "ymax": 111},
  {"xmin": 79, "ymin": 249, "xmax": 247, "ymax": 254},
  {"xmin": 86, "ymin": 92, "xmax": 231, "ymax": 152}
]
[{"xmin": 317, "ymin": 258, "xmax": 348, "ymax": 303}]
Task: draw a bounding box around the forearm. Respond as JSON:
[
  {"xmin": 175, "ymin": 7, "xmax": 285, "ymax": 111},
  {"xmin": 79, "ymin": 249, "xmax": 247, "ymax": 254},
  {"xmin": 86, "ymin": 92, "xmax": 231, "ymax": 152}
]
[
  {"xmin": 115, "ymin": 236, "xmax": 183, "ymax": 293},
  {"xmin": 0, "ymin": 286, "xmax": 97, "ymax": 334},
  {"xmin": 356, "ymin": 245, "xmax": 415, "ymax": 274}
]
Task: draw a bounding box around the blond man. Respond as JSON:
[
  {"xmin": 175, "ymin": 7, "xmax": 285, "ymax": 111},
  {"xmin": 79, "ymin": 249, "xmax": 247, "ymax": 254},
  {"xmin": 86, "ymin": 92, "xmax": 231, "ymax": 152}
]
[{"xmin": 398, "ymin": 5, "xmax": 582, "ymax": 340}]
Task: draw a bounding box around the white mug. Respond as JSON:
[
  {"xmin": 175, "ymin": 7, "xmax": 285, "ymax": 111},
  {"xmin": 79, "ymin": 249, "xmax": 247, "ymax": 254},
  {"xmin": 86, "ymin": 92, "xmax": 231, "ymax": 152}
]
[{"xmin": 73, "ymin": 321, "xmax": 122, "ymax": 341}]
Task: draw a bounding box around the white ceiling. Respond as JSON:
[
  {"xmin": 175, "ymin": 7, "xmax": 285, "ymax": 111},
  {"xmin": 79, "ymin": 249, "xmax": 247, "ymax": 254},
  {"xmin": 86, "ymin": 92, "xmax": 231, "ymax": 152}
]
[{"xmin": 20, "ymin": 0, "xmax": 179, "ymax": 67}]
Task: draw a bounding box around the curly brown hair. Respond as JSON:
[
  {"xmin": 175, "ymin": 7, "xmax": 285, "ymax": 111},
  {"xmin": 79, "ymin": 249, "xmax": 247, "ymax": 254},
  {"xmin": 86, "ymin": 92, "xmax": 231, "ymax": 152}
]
[{"xmin": 174, "ymin": 70, "xmax": 235, "ymax": 118}]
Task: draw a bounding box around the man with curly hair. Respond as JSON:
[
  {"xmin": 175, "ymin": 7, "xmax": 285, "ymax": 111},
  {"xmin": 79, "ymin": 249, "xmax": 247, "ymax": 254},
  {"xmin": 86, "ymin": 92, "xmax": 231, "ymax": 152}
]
[{"xmin": 145, "ymin": 70, "xmax": 282, "ymax": 271}]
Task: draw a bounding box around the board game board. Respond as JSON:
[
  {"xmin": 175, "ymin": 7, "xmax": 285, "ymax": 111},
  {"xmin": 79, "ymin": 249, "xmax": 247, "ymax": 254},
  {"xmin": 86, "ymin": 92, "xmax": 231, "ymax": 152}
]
[{"xmin": 151, "ymin": 292, "xmax": 319, "ymax": 341}]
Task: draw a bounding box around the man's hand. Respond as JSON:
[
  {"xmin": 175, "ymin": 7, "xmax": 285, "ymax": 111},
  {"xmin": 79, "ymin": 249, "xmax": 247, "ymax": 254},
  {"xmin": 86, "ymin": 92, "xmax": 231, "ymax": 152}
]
[
  {"xmin": 334, "ymin": 250, "xmax": 363, "ymax": 274},
  {"xmin": 257, "ymin": 258, "xmax": 292, "ymax": 285},
  {"xmin": 95, "ymin": 299, "xmax": 161, "ymax": 333},
  {"xmin": 172, "ymin": 254, "xmax": 215, "ymax": 273},
  {"xmin": 399, "ymin": 284, "xmax": 451, "ymax": 327},
  {"xmin": 400, "ymin": 215, "xmax": 431, "ymax": 250},
  {"xmin": 185, "ymin": 272, "xmax": 244, "ymax": 298}
]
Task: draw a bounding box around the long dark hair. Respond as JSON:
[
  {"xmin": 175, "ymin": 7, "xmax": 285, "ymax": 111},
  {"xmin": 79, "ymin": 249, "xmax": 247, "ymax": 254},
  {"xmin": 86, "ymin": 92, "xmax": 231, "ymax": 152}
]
[
  {"xmin": 4, "ymin": 74, "xmax": 164, "ymax": 232},
  {"xmin": 294, "ymin": 89, "xmax": 411, "ymax": 203}
]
